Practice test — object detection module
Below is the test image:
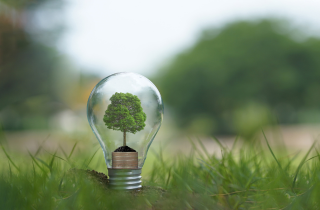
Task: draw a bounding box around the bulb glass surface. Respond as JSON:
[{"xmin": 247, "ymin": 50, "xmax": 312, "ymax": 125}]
[{"xmin": 87, "ymin": 72, "xmax": 163, "ymax": 168}]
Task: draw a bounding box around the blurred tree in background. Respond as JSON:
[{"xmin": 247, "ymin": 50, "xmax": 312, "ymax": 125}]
[
  {"xmin": 0, "ymin": 0, "xmax": 83, "ymax": 131},
  {"xmin": 155, "ymin": 20, "xmax": 320, "ymax": 136}
]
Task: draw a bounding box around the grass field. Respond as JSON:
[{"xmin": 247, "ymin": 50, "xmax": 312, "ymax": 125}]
[{"xmin": 0, "ymin": 130, "xmax": 320, "ymax": 210}]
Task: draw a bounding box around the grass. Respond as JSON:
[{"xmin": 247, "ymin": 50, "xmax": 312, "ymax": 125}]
[{"xmin": 0, "ymin": 132, "xmax": 320, "ymax": 210}]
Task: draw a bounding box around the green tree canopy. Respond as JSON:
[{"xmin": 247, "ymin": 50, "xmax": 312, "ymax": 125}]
[
  {"xmin": 103, "ymin": 92, "xmax": 146, "ymax": 146},
  {"xmin": 155, "ymin": 19, "xmax": 320, "ymax": 135}
]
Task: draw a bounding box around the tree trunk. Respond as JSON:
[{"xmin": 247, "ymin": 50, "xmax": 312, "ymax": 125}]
[{"xmin": 123, "ymin": 130, "xmax": 126, "ymax": 146}]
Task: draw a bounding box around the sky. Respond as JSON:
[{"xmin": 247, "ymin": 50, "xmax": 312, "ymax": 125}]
[{"xmin": 59, "ymin": 0, "xmax": 320, "ymax": 77}]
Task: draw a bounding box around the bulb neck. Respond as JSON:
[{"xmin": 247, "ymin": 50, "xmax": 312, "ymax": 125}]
[{"xmin": 108, "ymin": 168, "xmax": 142, "ymax": 190}]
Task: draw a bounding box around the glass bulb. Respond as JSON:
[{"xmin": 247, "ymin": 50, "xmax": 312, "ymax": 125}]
[{"xmin": 87, "ymin": 72, "xmax": 163, "ymax": 189}]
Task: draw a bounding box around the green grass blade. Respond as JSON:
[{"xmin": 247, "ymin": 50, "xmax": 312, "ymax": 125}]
[
  {"xmin": 68, "ymin": 142, "xmax": 78, "ymax": 159},
  {"xmin": 34, "ymin": 146, "xmax": 43, "ymax": 157},
  {"xmin": 196, "ymin": 137, "xmax": 210, "ymax": 160},
  {"xmin": 172, "ymin": 171, "xmax": 193, "ymax": 193},
  {"xmin": 36, "ymin": 157, "xmax": 51, "ymax": 170},
  {"xmin": 0, "ymin": 123, "xmax": 7, "ymax": 145},
  {"xmin": 58, "ymin": 175, "xmax": 64, "ymax": 193},
  {"xmin": 159, "ymin": 143, "xmax": 164, "ymax": 165},
  {"xmin": 48, "ymin": 150, "xmax": 58, "ymax": 173},
  {"xmin": 292, "ymin": 141, "xmax": 316, "ymax": 191},
  {"xmin": 84, "ymin": 148, "xmax": 99, "ymax": 168},
  {"xmin": 211, "ymin": 136, "xmax": 226, "ymax": 151},
  {"xmin": 46, "ymin": 152, "xmax": 67, "ymax": 162},
  {"xmin": 262, "ymin": 129, "xmax": 282, "ymax": 171},
  {"xmin": 197, "ymin": 158, "xmax": 224, "ymax": 179},
  {"xmin": 231, "ymin": 135, "xmax": 239, "ymax": 152},
  {"xmin": 304, "ymin": 155, "xmax": 320, "ymax": 162},
  {"xmin": 32, "ymin": 161, "xmax": 36, "ymax": 180},
  {"xmin": 245, "ymin": 169, "xmax": 256, "ymax": 189},
  {"xmin": 8, "ymin": 161, "xmax": 12, "ymax": 178},
  {"xmin": 187, "ymin": 137, "xmax": 205, "ymax": 161},
  {"xmin": 59, "ymin": 145, "xmax": 69, "ymax": 160},
  {"xmin": 1, "ymin": 145, "xmax": 20, "ymax": 172},
  {"xmin": 58, "ymin": 145, "xmax": 74, "ymax": 167},
  {"xmin": 28, "ymin": 151, "xmax": 46, "ymax": 173},
  {"xmin": 284, "ymin": 151, "xmax": 301, "ymax": 171},
  {"xmin": 314, "ymin": 149, "xmax": 320, "ymax": 162},
  {"xmin": 165, "ymin": 167, "xmax": 172, "ymax": 189},
  {"xmin": 34, "ymin": 134, "xmax": 50, "ymax": 156}
]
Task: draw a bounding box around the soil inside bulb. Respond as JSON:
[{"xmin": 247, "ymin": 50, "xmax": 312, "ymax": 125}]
[{"xmin": 114, "ymin": 146, "xmax": 137, "ymax": 152}]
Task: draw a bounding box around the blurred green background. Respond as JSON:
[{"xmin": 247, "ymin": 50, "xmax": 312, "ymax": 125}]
[
  {"xmin": 0, "ymin": 0, "xmax": 99, "ymax": 132},
  {"xmin": 1, "ymin": 0, "xmax": 320, "ymax": 145},
  {"xmin": 155, "ymin": 20, "xmax": 320, "ymax": 137}
]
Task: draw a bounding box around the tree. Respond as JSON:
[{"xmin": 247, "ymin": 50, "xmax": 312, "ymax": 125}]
[
  {"xmin": 103, "ymin": 92, "xmax": 147, "ymax": 146},
  {"xmin": 155, "ymin": 19, "xmax": 320, "ymax": 135}
]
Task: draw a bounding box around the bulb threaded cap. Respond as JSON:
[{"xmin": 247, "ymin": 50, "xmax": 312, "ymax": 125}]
[{"xmin": 108, "ymin": 168, "xmax": 142, "ymax": 190}]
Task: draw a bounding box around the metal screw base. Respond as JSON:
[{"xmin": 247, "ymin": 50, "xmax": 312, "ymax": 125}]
[{"xmin": 108, "ymin": 168, "xmax": 142, "ymax": 190}]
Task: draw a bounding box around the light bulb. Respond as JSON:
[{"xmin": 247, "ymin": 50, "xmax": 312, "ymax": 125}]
[{"xmin": 87, "ymin": 72, "xmax": 163, "ymax": 190}]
